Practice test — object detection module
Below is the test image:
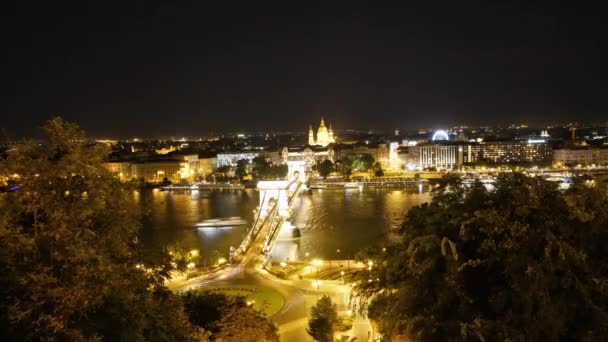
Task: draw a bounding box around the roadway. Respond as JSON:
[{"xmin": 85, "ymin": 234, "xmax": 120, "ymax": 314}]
[{"xmin": 167, "ymin": 179, "xmax": 374, "ymax": 341}]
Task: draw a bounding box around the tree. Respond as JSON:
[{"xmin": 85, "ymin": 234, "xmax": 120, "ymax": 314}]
[
  {"xmin": 212, "ymin": 165, "xmax": 233, "ymax": 183},
  {"xmin": 336, "ymin": 159, "xmax": 353, "ymax": 179},
  {"xmin": 252, "ymin": 156, "xmax": 271, "ymax": 179},
  {"xmin": 354, "ymin": 153, "xmax": 375, "ymax": 171},
  {"xmin": 0, "ymin": 118, "xmax": 204, "ymax": 340},
  {"xmin": 317, "ymin": 160, "xmax": 333, "ymax": 179},
  {"xmin": 182, "ymin": 290, "xmax": 278, "ymax": 342},
  {"xmin": 235, "ymin": 159, "xmax": 249, "ymax": 181},
  {"xmin": 215, "ymin": 304, "xmax": 279, "ymax": 342},
  {"xmin": 251, "ymin": 156, "xmax": 288, "ymax": 180},
  {"xmin": 307, "ymin": 295, "xmax": 340, "ymax": 342},
  {"xmin": 354, "ymin": 174, "xmax": 608, "ymax": 341},
  {"xmin": 271, "ymin": 164, "xmax": 288, "ymax": 179},
  {"xmin": 372, "ymin": 162, "xmax": 384, "ymax": 177},
  {"xmin": 167, "ymin": 244, "xmax": 201, "ymax": 273}
]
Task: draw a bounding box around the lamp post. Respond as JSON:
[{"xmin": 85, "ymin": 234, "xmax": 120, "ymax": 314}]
[{"xmin": 312, "ymin": 280, "xmax": 322, "ymax": 299}]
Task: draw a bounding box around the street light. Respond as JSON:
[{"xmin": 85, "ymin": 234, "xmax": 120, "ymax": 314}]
[{"xmin": 312, "ymin": 280, "xmax": 322, "ymax": 298}]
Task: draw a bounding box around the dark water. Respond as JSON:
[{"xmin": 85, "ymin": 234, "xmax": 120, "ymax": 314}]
[{"xmin": 138, "ymin": 188, "xmax": 430, "ymax": 263}]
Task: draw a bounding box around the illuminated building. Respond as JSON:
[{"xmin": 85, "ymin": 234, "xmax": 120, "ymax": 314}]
[
  {"xmin": 199, "ymin": 157, "xmax": 218, "ymax": 177},
  {"xmin": 216, "ymin": 151, "xmax": 280, "ymax": 167},
  {"xmin": 131, "ymin": 154, "xmax": 199, "ymax": 183},
  {"xmin": 308, "ymin": 117, "xmax": 336, "ymax": 147},
  {"xmin": 388, "ymin": 142, "xmax": 401, "ymax": 170},
  {"xmin": 553, "ymin": 147, "xmax": 608, "ymax": 166},
  {"xmin": 402, "ymin": 140, "xmax": 552, "ymax": 169},
  {"xmin": 131, "ymin": 161, "xmax": 183, "ymax": 183},
  {"xmin": 155, "ymin": 146, "xmax": 178, "ymax": 155},
  {"xmin": 281, "ymin": 146, "xmax": 334, "ymax": 172},
  {"xmin": 465, "ymin": 141, "xmax": 551, "ymax": 164},
  {"xmin": 104, "ymin": 162, "xmax": 131, "ymax": 181},
  {"xmin": 404, "ymin": 144, "xmax": 463, "ymax": 170},
  {"xmin": 105, "ymin": 154, "xmax": 199, "ymax": 183},
  {"xmin": 217, "ymin": 151, "xmax": 260, "ymax": 167}
]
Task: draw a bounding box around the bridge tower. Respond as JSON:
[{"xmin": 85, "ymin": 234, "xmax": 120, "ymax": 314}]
[
  {"xmin": 257, "ymin": 180, "xmax": 294, "ymax": 218},
  {"xmin": 286, "ymin": 160, "xmax": 306, "ymax": 183}
]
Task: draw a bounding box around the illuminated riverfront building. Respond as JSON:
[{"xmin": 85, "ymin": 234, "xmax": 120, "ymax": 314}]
[
  {"xmin": 308, "ymin": 117, "xmax": 336, "ymax": 147},
  {"xmin": 465, "ymin": 141, "xmax": 552, "ymax": 164},
  {"xmin": 104, "ymin": 162, "xmax": 132, "ymax": 181},
  {"xmin": 104, "ymin": 154, "xmax": 200, "ymax": 183},
  {"xmin": 130, "ymin": 161, "xmax": 184, "ymax": 183},
  {"xmin": 404, "ymin": 144, "xmax": 463, "ymax": 170},
  {"xmin": 198, "ymin": 156, "xmax": 218, "ymax": 177},
  {"xmin": 553, "ymin": 147, "xmax": 608, "ymax": 166},
  {"xmin": 216, "ymin": 151, "xmax": 281, "ymax": 167},
  {"xmin": 217, "ymin": 151, "xmax": 260, "ymax": 167},
  {"xmin": 402, "ymin": 140, "xmax": 552, "ymax": 170},
  {"xmin": 281, "ymin": 146, "xmax": 334, "ymax": 172}
]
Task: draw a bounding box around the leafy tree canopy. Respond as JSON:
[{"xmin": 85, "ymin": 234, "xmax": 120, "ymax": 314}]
[
  {"xmin": 235, "ymin": 159, "xmax": 250, "ymax": 181},
  {"xmin": 0, "ymin": 118, "xmax": 204, "ymax": 341},
  {"xmin": 355, "ymin": 174, "xmax": 608, "ymax": 341},
  {"xmin": 182, "ymin": 290, "xmax": 278, "ymax": 342},
  {"xmin": 307, "ymin": 295, "xmax": 352, "ymax": 342},
  {"xmin": 251, "ymin": 156, "xmax": 288, "ymax": 180},
  {"xmin": 317, "ymin": 159, "xmax": 334, "ymax": 179}
]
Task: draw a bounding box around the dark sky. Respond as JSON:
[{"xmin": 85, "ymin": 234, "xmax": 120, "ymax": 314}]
[{"xmin": 2, "ymin": 1, "xmax": 607, "ymax": 137}]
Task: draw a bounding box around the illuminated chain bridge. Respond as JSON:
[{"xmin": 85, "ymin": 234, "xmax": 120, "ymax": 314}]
[{"xmin": 231, "ymin": 177, "xmax": 304, "ymax": 269}]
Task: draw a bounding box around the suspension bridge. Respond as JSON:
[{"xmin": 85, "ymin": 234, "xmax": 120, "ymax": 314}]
[{"xmin": 231, "ymin": 177, "xmax": 304, "ymax": 269}]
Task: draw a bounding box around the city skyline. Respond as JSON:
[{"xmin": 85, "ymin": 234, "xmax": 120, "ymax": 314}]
[
  {"xmin": 3, "ymin": 3, "xmax": 608, "ymax": 341},
  {"xmin": 2, "ymin": 2, "xmax": 607, "ymax": 137}
]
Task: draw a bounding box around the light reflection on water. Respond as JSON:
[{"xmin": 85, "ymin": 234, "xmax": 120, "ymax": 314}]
[
  {"xmin": 138, "ymin": 188, "xmax": 430, "ymax": 263},
  {"xmin": 273, "ymin": 188, "xmax": 431, "ymax": 261}
]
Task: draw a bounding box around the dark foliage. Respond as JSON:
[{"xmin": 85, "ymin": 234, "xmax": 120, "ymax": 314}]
[{"xmin": 355, "ymin": 174, "xmax": 608, "ymax": 341}]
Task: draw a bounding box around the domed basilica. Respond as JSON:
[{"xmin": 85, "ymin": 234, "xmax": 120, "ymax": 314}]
[{"xmin": 308, "ymin": 117, "xmax": 336, "ymax": 147}]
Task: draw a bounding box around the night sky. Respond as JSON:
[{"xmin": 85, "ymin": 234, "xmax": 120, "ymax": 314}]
[{"xmin": 2, "ymin": 1, "xmax": 607, "ymax": 137}]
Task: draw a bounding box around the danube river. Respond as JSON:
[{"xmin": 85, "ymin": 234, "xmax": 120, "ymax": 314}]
[{"xmin": 138, "ymin": 188, "xmax": 431, "ymax": 264}]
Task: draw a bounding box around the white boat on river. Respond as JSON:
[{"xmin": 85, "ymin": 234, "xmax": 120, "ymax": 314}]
[{"xmin": 195, "ymin": 217, "xmax": 248, "ymax": 229}]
